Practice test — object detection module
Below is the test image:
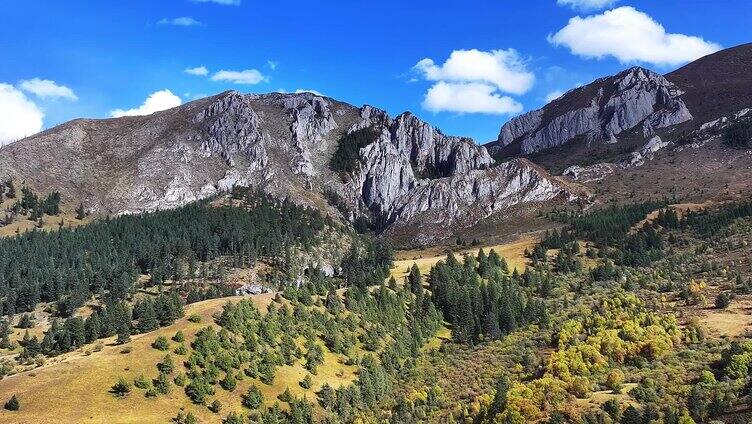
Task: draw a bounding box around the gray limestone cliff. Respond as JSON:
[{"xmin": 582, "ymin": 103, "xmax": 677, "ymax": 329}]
[{"xmin": 494, "ymin": 67, "xmax": 693, "ymax": 154}]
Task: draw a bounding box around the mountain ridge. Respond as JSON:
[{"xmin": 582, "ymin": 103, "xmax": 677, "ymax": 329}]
[
  {"xmin": 0, "ymin": 90, "xmax": 575, "ymax": 245},
  {"xmin": 488, "ymin": 43, "xmax": 752, "ymax": 163}
]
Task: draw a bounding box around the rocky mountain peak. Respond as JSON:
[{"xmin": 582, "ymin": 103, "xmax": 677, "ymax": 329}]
[{"xmin": 493, "ymin": 63, "xmax": 693, "ymax": 155}]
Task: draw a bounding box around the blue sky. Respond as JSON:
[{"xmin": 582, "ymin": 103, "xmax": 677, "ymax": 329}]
[{"xmin": 1, "ymin": 0, "xmax": 750, "ymax": 146}]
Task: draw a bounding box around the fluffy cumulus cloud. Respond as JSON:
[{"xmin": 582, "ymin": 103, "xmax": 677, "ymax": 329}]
[
  {"xmin": 0, "ymin": 84, "xmax": 44, "ymax": 146},
  {"xmin": 109, "ymin": 89, "xmax": 182, "ymax": 118},
  {"xmin": 413, "ymin": 48, "xmax": 533, "ymax": 114},
  {"xmin": 185, "ymin": 66, "xmax": 209, "ymax": 76},
  {"xmin": 414, "ymin": 49, "xmax": 534, "ymax": 95},
  {"xmin": 422, "ymin": 82, "xmax": 523, "ymax": 115},
  {"xmin": 211, "ymin": 69, "xmax": 267, "ymax": 85},
  {"xmin": 557, "ymin": 0, "xmax": 617, "ymax": 11},
  {"xmin": 549, "ymin": 6, "xmax": 721, "ymax": 66},
  {"xmin": 191, "ymin": 0, "xmax": 240, "ymax": 5},
  {"xmin": 158, "ymin": 17, "xmax": 203, "ymax": 27},
  {"xmin": 19, "ymin": 78, "xmax": 78, "ymax": 100}
]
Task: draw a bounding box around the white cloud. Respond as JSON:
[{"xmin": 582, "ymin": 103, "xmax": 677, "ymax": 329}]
[
  {"xmin": 158, "ymin": 17, "xmax": 203, "ymax": 27},
  {"xmin": 545, "ymin": 90, "xmax": 565, "ymax": 103},
  {"xmin": 211, "ymin": 69, "xmax": 267, "ymax": 85},
  {"xmin": 267, "ymin": 60, "xmax": 278, "ymax": 70},
  {"xmin": 294, "ymin": 89, "xmax": 323, "ymax": 96},
  {"xmin": 422, "ymin": 82, "xmax": 523, "ymax": 115},
  {"xmin": 549, "ymin": 6, "xmax": 721, "ymax": 66},
  {"xmin": 109, "ymin": 89, "xmax": 182, "ymax": 118},
  {"xmin": 185, "ymin": 66, "xmax": 209, "ymax": 76},
  {"xmin": 19, "ymin": 78, "xmax": 78, "ymax": 101},
  {"xmin": 0, "ymin": 84, "xmax": 44, "ymax": 146},
  {"xmin": 557, "ymin": 0, "xmax": 617, "ymax": 11},
  {"xmin": 413, "ymin": 48, "xmax": 532, "ymax": 115},
  {"xmin": 414, "ymin": 49, "xmax": 535, "ymax": 95},
  {"xmin": 190, "ymin": 0, "xmax": 240, "ymax": 5}
]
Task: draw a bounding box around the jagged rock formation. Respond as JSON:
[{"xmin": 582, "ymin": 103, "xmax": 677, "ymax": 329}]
[
  {"xmin": 0, "ymin": 90, "xmax": 574, "ymax": 243},
  {"xmin": 493, "ymin": 67, "xmax": 692, "ymax": 155},
  {"xmin": 389, "ymin": 158, "xmax": 570, "ymax": 227},
  {"xmin": 193, "ymin": 91, "xmax": 266, "ymax": 168},
  {"xmin": 346, "ymin": 106, "xmax": 496, "ymax": 217}
]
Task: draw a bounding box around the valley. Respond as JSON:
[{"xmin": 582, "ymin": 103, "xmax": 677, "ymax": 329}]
[{"xmin": 0, "ymin": 30, "xmax": 752, "ymax": 424}]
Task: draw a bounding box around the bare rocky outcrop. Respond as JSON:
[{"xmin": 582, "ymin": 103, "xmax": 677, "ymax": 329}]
[
  {"xmin": 194, "ymin": 91, "xmax": 267, "ymax": 168},
  {"xmin": 562, "ymin": 163, "xmax": 621, "ymax": 182},
  {"xmin": 346, "ymin": 106, "xmax": 497, "ymax": 216},
  {"xmin": 493, "ymin": 67, "xmax": 693, "ymax": 154},
  {"xmin": 390, "ymin": 158, "xmax": 569, "ymax": 225}
]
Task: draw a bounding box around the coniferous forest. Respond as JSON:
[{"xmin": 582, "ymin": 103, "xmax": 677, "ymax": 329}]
[
  {"xmin": 0, "ymin": 189, "xmax": 331, "ymax": 316},
  {"xmin": 6, "ymin": 190, "xmax": 752, "ymax": 423}
]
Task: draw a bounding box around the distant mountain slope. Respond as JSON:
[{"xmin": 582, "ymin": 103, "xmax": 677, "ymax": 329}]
[
  {"xmin": 488, "ymin": 43, "xmax": 752, "ymax": 163},
  {"xmin": 490, "ymin": 67, "xmax": 691, "ymax": 157},
  {"xmin": 0, "ymin": 91, "xmax": 575, "ymax": 244},
  {"xmin": 666, "ymin": 42, "xmax": 752, "ymax": 124}
]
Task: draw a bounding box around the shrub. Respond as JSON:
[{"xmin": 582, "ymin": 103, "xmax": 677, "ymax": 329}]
[
  {"xmin": 715, "ymin": 292, "xmax": 733, "ymax": 309},
  {"xmin": 188, "ymin": 314, "xmax": 202, "ymax": 323},
  {"xmin": 111, "ymin": 377, "xmax": 131, "ymax": 397},
  {"xmin": 605, "ymin": 369, "xmax": 625, "ymax": 393},
  {"xmin": 3, "ymin": 394, "xmax": 19, "ymax": 411},
  {"xmin": 152, "ymin": 336, "xmax": 169, "ymax": 351}
]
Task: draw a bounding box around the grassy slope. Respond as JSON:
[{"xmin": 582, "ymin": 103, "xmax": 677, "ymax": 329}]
[
  {"xmin": 0, "ymin": 294, "xmax": 356, "ymax": 424},
  {"xmin": 0, "ymin": 197, "xmax": 95, "ymax": 238},
  {"xmin": 391, "ymin": 235, "xmax": 537, "ymax": 281},
  {"xmin": 0, "ymin": 234, "xmax": 538, "ymax": 423}
]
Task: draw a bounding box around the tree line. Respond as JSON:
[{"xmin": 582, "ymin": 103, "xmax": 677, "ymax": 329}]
[{"xmin": 0, "ymin": 189, "xmax": 330, "ymax": 317}]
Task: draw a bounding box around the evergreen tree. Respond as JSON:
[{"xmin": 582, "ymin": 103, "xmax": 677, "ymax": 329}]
[
  {"xmin": 242, "ymin": 385, "xmax": 264, "ymax": 409},
  {"xmin": 408, "ymin": 264, "xmax": 423, "ymax": 295}
]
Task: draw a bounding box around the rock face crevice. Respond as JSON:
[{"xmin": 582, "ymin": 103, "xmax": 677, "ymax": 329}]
[{"xmin": 495, "ymin": 67, "xmax": 693, "ymax": 154}]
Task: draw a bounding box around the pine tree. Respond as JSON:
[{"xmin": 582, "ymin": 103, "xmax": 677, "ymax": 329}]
[
  {"xmin": 137, "ymin": 301, "xmax": 158, "ymax": 333},
  {"xmin": 408, "ymin": 263, "xmax": 423, "ymax": 295},
  {"xmin": 242, "ymin": 385, "xmax": 264, "ymax": 409},
  {"xmin": 116, "ymin": 323, "xmax": 131, "ymax": 345},
  {"xmin": 85, "ymin": 312, "xmax": 102, "ymax": 343},
  {"xmin": 75, "ymin": 203, "xmax": 86, "ymax": 220},
  {"xmin": 488, "ymin": 376, "xmax": 509, "ymax": 420}
]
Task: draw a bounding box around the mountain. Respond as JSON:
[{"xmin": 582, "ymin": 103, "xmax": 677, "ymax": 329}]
[
  {"xmin": 666, "ymin": 43, "xmax": 752, "ymax": 124},
  {"xmin": 0, "ymin": 91, "xmax": 576, "ymax": 245},
  {"xmin": 487, "ymin": 43, "xmax": 752, "ymax": 165}
]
